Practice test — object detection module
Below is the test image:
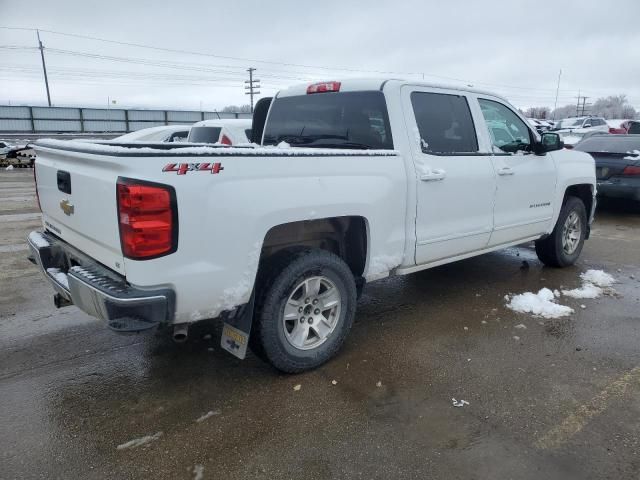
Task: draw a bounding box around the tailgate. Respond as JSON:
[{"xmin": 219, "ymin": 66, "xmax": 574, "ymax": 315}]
[{"xmin": 34, "ymin": 144, "xmax": 126, "ymax": 275}]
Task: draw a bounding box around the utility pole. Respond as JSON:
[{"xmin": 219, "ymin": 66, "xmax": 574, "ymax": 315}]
[
  {"xmin": 244, "ymin": 68, "xmax": 260, "ymax": 113},
  {"xmin": 37, "ymin": 30, "xmax": 52, "ymax": 106},
  {"xmin": 575, "ymin": 92, "xmax": 590, "ymax": 116},
  {"xmin": 552, "ymin": 69, "xmax": 562, "ymax": 120}
]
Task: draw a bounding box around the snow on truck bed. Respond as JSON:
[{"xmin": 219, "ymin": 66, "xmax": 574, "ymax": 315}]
[{"xmin": 34, "ymin": 139, "xmax": 399, "ymax": 157}]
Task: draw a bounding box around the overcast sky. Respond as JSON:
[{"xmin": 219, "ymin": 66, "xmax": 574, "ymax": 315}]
[{"xmin": 1, "ymin": 0, "xmax": 639, "ymax": 112}]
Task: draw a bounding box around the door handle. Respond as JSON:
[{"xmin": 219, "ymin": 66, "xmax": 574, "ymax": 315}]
[
  {"xmin": 420, "ymin": 168, "xmax": 447, "ymax": 181},
  {"xmin": 497, "ymin": 167, "xmax": 515, "ymax": 176}
]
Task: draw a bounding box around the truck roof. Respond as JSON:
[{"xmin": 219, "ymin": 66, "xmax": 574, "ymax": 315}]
[{"xmin": 276, "ymin": 78, "xmax": 510, "ymax": 103}]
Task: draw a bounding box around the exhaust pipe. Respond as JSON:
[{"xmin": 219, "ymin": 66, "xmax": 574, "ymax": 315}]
[{"xmin": 172, "ymin": 323, "xmax": 189, "ymax": 343}]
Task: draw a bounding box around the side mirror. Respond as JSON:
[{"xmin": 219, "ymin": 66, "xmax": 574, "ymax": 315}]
[{"xmin": 534, "ymin": 132, "xmax": 563, "ymax": 154}]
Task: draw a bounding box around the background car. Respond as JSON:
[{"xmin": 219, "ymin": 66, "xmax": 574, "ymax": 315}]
[
  {"xmin": 574, "ymin": 134, "xmax": 640, "ymax": 203},
  {"xmin": 554, "ymin": 116, "xmax": 610, "ymax": 147},
  {"xmin": 114, "ymin": 125, "xmax": 191, "ymax": 143},
  {"xmin": 526, "ymin": 118, "xmax": 550, "ymax": 134},
  {"xmin": 187, "ymin": 119, "xmax": 252, "ymax": 145},
  {"xmin": 629, "ymin": 121, "xmax": 640, "ymax": 134},
  {"xmin": 606, "ymin": 119, "xmax": 635, "ymax": 134}
]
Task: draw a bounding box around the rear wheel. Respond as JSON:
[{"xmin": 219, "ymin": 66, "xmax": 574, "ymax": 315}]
[
  {"xmin": 252, "ymin": 248, "xmax": 357, "ymax": 373},
  {"xmin": 535, "ymin": 196, "xmax": 587, "ymax": 267}
]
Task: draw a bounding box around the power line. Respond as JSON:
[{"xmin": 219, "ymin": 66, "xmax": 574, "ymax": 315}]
[{"xmin": 0, "ymin": 26, "xmax": 593, "ymax": 95}]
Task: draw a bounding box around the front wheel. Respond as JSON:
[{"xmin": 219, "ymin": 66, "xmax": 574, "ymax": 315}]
[
  {"xmin": 535, "ymin": 196, "xmax": 587, "ymax": 267},
  {"xmin": 252, "ymin": 249, "xmax": 357, "ymax": 373}
]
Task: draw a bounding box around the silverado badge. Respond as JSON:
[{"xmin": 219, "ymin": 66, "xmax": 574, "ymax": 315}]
[{"xmin": 59, "ymin": 199, "xmax": 74, "ymax": 216}]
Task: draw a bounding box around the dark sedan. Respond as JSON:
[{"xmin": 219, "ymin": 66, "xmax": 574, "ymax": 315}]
[{"xmin": 574, "ymin": 135, "xmax": 640, "ymax": 203}]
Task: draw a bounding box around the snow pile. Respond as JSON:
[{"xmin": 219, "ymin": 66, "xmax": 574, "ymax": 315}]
[
  {"xmin": 562, "ymin": 269, "xmax": 615, "ymax": 299},
  {"xmin": 580, "ymin": 269, "xmax": 615, "ymax": 287},
  {"xmin": 506, "ymin": 288, "xmax": 574, "ymax": 318},
  {"xmin": 562, "ymin": 283, "xmax": 603, "ymax": 299},
  {"xmin": 5, "ymin": 165, "xmax": 13, "ymax": 170}
]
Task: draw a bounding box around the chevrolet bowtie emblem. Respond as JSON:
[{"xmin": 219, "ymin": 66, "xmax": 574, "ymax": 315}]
[{"xmin": 60, "ymin": 199, "xmax": 74, "ymax": 216}]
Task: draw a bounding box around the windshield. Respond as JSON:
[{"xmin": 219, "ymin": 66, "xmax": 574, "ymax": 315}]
[
  {"xmin": 188, "ymin": 126, "xmax": 222, "ymax": 143},
  {"xmin": 263, "ymin": 91, "xmax": 393, "ymax": 149}
]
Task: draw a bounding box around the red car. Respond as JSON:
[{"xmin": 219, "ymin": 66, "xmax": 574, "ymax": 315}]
[{"xmin": 607, "ymin": 119, "xmax": 634, "ymax": 134}]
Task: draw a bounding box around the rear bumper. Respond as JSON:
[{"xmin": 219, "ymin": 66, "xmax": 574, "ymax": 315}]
[
  {"xmin": 27, "ymin": 231, "xmax": 175, "ymax": 328},
  {"xmin": 597, "ymin": 177, "xmax": 640, "ymax": 201}
]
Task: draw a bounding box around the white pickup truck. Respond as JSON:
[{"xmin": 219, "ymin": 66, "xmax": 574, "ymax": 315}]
[{"xmin": 28, "ymin": 79, "xmax": 596, "ymax": 372}]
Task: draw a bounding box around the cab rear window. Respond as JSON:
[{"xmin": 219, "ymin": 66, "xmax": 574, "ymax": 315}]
[
  {"xmin": 188, "ymin": 127, "xmax": 222, "ymax": 143},
  {"xmin": 263, "ymin": 91, "xmax": 393, "ymax": 150}
]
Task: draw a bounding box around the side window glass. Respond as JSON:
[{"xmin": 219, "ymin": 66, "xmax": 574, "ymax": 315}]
[
  {"xmin": 410, "ymin": 92, "xmax": 478, "ymax": 154},
  {"xmin": 478, "ymin": 99, "xmax": 532, "ymax": 154}
]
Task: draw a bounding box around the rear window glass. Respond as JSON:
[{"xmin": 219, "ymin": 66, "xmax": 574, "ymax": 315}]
[
  {"xmin": 574, "ymin": 136, "xmax": 640, "ymax": 153},
  {"xmin": 188, "ymin": 126, "xmax": 221, "ymax": 143},
  {"xmin": 263, "ymin": 91, "xmax": 393, "ymax": 149},
  {"xmin": 411, "ymin": 92, "xmax": 478, "ymax": 154}
]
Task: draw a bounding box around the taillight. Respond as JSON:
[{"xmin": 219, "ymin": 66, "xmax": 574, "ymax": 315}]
[
  {"xmin": 622, "ymin": 166, "xmax": 640, "ymax": 176},
  {"xmin": 116, "ymin": 178, "xmax": 178, "ymax": 259},
  {"xmin": 307, "ymin": 81, "xmax": 341, "ymax": 94},
  {"xmin": 33, "ymin": 160, "xmax": 41, "ymax": 212},
  {"xmin": 220, "ymin": 134, "xmax": 232, "ymax": 145}
]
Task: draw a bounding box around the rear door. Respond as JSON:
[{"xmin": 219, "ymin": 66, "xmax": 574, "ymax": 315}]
[
  {"xmin": 402, "ymin": 86, "xmax": 496, "ymax": 264},
  {"xmin": 475, "ymin": 97, "xmax": 557, "ymax": 246}
]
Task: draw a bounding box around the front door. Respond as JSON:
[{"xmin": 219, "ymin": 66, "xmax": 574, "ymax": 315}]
[
  {"xmin": 476, "ymin": 97, "xmax": 557, "ymax": 246},
  {"xmin": 403, "ymin": 87, "xmax": 497, "ymax": 265}
]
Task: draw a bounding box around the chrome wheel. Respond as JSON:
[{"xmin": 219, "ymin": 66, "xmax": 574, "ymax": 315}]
[
  {"xmin": 282, "ymin": 276, "xmax": 341, "ymax": 350},
  {"xmin": 562, "ymin": 211, "xmax": 582, "ymax": 255}
]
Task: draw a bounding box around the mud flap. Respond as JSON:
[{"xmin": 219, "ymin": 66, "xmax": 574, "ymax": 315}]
[{"xmin": 220, "ymin": 292, "xmax": 254, "ymax": 360}]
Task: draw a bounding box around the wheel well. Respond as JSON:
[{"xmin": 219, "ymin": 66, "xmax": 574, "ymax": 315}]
[
  {"xmin": 260, "ymin": 216, "xmax": 368, "ymax": 277},
  {"xmin": 564, "ymin": 184, "xmax": 593, "ymax": 216}
]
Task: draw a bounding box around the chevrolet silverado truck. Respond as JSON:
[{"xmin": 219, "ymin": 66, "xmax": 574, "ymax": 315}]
[{"xmin": 28, "ymin": 79, "xmax": 596, "ymax": 372}]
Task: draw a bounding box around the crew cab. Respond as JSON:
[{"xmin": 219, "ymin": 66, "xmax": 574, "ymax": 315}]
[{"xmin": 28, "ymin": 79, "xmax": 596, "ymax": 372}]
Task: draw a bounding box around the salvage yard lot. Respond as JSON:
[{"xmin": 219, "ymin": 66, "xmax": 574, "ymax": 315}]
[{"xmin": 1, "ymin": 169, "xmax": 639, "ymax": 479}]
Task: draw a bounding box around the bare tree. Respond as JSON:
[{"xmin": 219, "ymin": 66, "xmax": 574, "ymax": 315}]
[
  {"xmin": 552, "ymin": 94, "xmax": 638, "ymax": 120},
  {"xmin": 221, "ymin": 104, "xmax": 252, "ymax": 113},
  {"xmin": 525, "ymin": 106, "xmax": 551, "ymax": 119}
]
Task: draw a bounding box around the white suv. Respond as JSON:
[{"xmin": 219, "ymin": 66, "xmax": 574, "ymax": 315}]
[{"xmin": 554, "ymin": 116, "xmax": 609, "ymax": 147}]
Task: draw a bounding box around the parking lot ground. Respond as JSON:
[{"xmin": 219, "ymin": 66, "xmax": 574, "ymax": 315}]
[{"xmin": 1, "ymin": 169, "xmax": 639, "ymax": 480}]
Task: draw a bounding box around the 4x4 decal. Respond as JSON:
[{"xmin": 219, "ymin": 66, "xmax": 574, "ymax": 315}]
[{"xmin": 162, "ymin": 162, "xmax": 224, "ymax": 175}]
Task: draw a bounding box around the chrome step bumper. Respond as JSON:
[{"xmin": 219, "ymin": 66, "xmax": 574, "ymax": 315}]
[{"xmin": 27, "ymin": 231, "xmax": 175, "ymax": 329}]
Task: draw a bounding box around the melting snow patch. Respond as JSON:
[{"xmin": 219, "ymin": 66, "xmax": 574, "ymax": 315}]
[
  {"xmin": 506, "ymin": 288, "xmax": 574, "ymax": 318},
  {"xmin": 293, "ymin": 384, "xmax": 301, "ymax": 391},
  {"xmin": 452, "ymin": 398, "xmax": 469, "ymax": 407},
  {"xmin": 562, "ymin": 283, "xmax": 602, "ymax": 299},
  {"xmin": 192, "ymin": 465, "xmax": 205, "ymax": 480},
  {"xmin": 116, "ymin": 432, "xmax": 163, "ymax": 450},
  {"xmin": 5, "ymin": 165, "xmax": 14, "ymax": 170},
  {"xmin": 580, "ymin": 270, "xmax": 615, "ymax": 288},
  {"xmin": 196, "ymin": 410, "xmax": 220, "ymax": 423},
  {"xmin": 514, "ymin": 323, "xmax": 527, "ymax": 329},
  {"xmin": 46, "ymin": 268, "xmax": 69, "ymax": 289},
  {"xmin": 376, "ymin": 381, "xmax": 382, "ymax": 388},
  {"xmin": 28, "ymin": 231, "xmax": 49, "ymax": 248},
  {"xmin": 562, "ymin": 270, "xmax": 615, "ymax": 299}
]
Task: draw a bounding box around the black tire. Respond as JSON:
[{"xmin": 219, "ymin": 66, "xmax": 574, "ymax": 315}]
[
  {"xmin": 535, "ymin": 196, "xmax": 587, "ymax": 267},
  {"xmin": 252, "ymin": 248, "xmax": 357, "ymax": 373}
]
